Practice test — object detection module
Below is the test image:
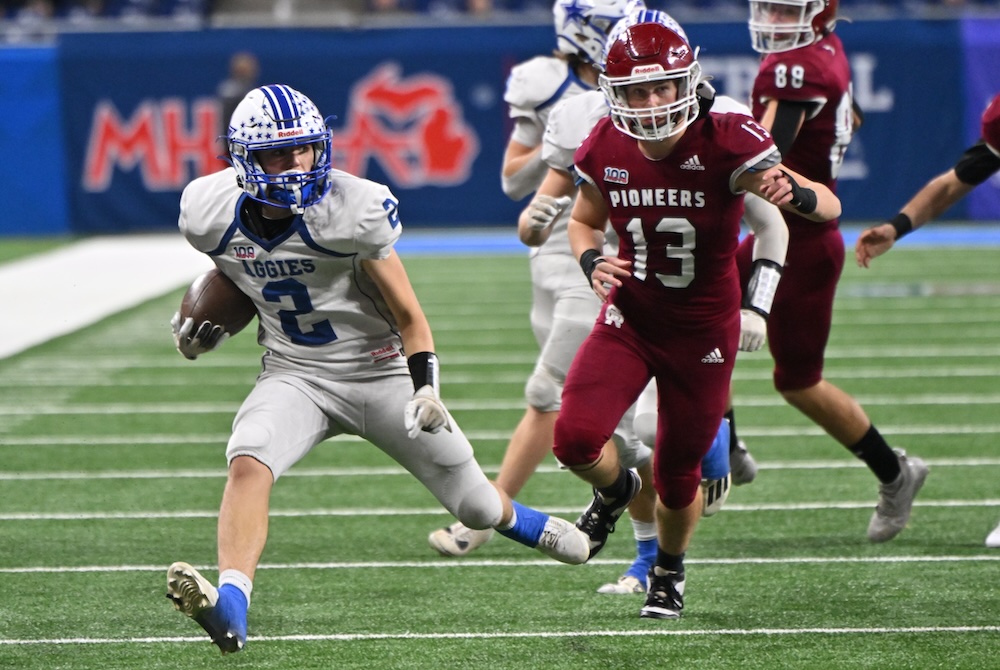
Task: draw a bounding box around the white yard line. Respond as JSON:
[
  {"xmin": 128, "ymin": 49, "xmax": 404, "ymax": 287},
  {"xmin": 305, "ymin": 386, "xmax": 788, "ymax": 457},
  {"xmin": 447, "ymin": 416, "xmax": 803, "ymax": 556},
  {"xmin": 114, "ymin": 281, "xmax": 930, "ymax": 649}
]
[
  {"xmin": 3, "ymin": 624, "xmax": 999, "ymax": 646},
  {"xmin": 2, "ymin": 499, "xmax": 999, "ymax": 521}
]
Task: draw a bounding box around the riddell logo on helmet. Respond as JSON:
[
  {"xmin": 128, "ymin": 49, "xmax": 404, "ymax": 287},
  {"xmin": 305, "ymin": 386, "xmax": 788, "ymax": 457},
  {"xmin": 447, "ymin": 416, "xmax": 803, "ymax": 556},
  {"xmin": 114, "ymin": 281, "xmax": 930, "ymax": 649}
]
[
  {"xmin": 277, "ymin": 129, "xmax": 305, "ymax": 138},
  {"xmin": 632, "ymin": 65, "xmax": 665, "ymax": 75}
]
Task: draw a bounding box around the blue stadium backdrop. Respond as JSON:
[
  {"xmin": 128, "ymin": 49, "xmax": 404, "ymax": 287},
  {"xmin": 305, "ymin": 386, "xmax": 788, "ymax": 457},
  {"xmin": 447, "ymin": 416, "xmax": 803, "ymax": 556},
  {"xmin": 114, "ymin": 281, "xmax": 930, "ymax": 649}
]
[{"xmin": 1, "ymin": 17, "xmax": 997, "ymax": 235}]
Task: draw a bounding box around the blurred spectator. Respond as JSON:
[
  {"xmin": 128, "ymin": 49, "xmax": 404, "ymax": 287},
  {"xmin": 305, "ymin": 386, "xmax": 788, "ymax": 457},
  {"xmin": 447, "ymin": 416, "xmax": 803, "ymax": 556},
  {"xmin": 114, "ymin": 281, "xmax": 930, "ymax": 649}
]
[
  {"xmin": 369, "ymin": 0, "xmax": 404, "ymax": 12},
  {"xmin": 63, "ymin": 0, "xmax": 106, "ymax": 21},
  {"xmin": 5, "ymin": 0, "xmax": 56, "ymax": 41},
  {"xmin": 218, "ymin": 51, "xmax": 260, "ymax": 140}
]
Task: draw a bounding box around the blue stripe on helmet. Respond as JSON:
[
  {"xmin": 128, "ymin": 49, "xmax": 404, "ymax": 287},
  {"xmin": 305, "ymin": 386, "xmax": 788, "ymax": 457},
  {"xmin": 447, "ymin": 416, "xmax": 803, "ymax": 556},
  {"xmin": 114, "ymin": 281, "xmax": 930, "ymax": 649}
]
[{"xmin": 260, "ymin": 84, "xmax": 299, "ymax": 129}]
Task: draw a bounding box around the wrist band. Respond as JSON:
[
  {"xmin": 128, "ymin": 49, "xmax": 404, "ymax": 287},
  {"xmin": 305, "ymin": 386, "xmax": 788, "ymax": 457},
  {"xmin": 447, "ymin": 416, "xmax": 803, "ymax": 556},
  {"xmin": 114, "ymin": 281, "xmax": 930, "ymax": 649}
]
[
  {"xmin": 579, "ymin": 248, "xmax": 605, "ymax": 284},
  {"xmin": 889, "ymin": 213, "xmax": 913, "ymax": 239},
  {"xmin": 407, "ymin": 351, "xmax": 439, "ymax": 393}
]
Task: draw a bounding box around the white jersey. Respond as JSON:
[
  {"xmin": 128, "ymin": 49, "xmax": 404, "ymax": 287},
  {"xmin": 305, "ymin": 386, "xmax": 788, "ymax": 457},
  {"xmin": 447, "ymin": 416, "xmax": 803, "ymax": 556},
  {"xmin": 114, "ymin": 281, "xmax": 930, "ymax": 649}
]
[
  {"xmin": 179, "ymin": 168, "xmax": 407, "ymax": 380},
  {"xmin": 504, "ymin": 55, "xmax": 596, "ymax": 158},
  {"xmin": 537, "ymin": 90, "xmax": 610, "ymax": 259}
]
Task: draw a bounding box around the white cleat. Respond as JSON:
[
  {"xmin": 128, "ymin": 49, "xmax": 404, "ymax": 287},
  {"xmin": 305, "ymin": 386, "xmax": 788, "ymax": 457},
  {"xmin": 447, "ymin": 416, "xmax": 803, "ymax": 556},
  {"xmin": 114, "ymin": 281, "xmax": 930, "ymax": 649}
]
[
  {"xmin": 535, "ymin": 516, "xmax": 590, "ymax": 565},
  {"xmin": 985, "ymin": 521, "xmax": 1000, "ymax": 548},
  {"xmin": 428, "ymin": 521, "xmax": 495, "ymax": 557},
  {"xmin": 867, "ymin": 448, "xmax": 929, "ymax": 543},
  {"xmin": 597, "ymin": 575, "xmax": 645, "ymax": 595},
  {"xmin": 730, "ymin": 440, "xmax": 758, "ymax": 486}
]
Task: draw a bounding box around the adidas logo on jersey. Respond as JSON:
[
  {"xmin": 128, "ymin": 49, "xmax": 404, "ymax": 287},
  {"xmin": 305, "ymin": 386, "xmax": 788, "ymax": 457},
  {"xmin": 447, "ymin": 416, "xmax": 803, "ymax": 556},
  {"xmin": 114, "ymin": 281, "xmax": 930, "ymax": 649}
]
[
  {"xmin": 680, "ymin": 155, "xmax": 705, "ymax": 171},
  {"xmin": 701, "ymin": 348, "xmax": 725, "ymax": 364}
]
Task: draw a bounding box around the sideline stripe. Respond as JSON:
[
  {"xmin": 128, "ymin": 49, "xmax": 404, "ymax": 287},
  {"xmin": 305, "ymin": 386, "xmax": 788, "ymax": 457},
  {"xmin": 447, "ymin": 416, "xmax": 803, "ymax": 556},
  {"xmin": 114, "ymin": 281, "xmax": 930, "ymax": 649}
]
[
  {"xmin": 2, "ymin": 625, "xmax": 998, "ymax": 646},
  {"xmin": 2, "ymin": 235, "xmax": 212, "ymax": 359}
]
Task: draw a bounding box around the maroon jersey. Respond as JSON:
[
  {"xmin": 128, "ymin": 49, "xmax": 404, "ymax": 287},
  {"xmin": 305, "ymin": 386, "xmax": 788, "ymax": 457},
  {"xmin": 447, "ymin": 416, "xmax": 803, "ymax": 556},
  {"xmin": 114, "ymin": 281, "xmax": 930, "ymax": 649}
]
[
  {"xmin": 752, "ymin": 32, "xmax": 852, "ymax": 232},
  {"xmin": 982, "ymin": 93, "xmax": 1000, "ymax": 152},
  {"xmin": 574, "ymin": 113, "xmax": 780, "ymax": 338}
]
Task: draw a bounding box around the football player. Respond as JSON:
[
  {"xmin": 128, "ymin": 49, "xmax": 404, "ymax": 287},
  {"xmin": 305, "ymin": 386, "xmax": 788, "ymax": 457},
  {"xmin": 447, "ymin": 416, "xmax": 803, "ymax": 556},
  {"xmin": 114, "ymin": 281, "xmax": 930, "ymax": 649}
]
[
  {"xmin": 515, "ymin": 9, "xmax": 791, "ymax": 596},
  {"xmin": 728, "ymin": 0, "xmax": 930, "ymax": 543},
  {"xmin": 855, "ymin": 92, "xmax": 1000, "ymax": 548},
  {"xmin": 553, "ymin": 19, "xmax": 840, "ymax": 620},
  {"xmin": 164, "ymin": 84, "xmax": 592, "ymax": 655},
  {"xmin": 428, "ymin": 0, "xmax": 643, "ymax": 559}
]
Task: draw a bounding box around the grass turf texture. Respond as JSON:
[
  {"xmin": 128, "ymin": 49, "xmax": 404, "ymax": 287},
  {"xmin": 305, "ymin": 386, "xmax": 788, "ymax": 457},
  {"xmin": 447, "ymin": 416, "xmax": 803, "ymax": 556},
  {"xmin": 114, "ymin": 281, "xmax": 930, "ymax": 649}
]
[{"xmin": 1, "ymin": 244, "xmax": 999, "ymax": 668}]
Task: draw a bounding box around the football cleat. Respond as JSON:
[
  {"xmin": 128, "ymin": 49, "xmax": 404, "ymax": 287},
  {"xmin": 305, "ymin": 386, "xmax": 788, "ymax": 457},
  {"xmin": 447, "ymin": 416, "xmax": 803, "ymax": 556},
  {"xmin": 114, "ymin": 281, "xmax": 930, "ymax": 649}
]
[
  {"xmin": 535, "ymin": 516, "xmax": 591, "ymax": 565},
  {"xmin": 640, "ymin": 568, "xmax": 685, "ymax": 619},
  {"xmin": 867, "ymin": 449, "xmax": 929, "ymax": 543},
  {"xmin": 986, "ymin": 521, "xmax": 1000, "ymax": 548},
  {"xmin": 428, "ymin": 522, "xmax": 495, "ymax": 557},
  {"xmin": 166, "ymin": 562, "xmax": 247, "ymax": 654},
  {"xmin": 597, "ymin": 574, "xmax": 646, "ymax": 595},
  {"xmin": 575, "ymin": 468, "xmax": 641, "ymax": 560},
  {"xmin": 730, "ymin": 440, "xmax": 758, "ymax": 486},
  {"xmin": 701, "ymin": 473, "xmax": 731, "ymax": 517}
]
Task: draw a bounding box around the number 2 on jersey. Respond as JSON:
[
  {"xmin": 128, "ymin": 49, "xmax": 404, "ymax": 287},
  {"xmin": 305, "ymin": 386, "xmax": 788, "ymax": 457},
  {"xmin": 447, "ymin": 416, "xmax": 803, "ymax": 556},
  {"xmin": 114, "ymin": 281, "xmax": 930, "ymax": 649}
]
[{"xmin": 262, "ymin": 278, "xmax": 339, "ymax": 345}]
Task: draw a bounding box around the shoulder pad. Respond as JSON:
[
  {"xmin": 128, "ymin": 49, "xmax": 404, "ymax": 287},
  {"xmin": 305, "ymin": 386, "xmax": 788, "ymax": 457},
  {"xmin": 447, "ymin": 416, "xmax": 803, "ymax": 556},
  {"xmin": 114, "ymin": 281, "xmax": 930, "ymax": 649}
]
[
  {"xmin": 309, "ymin": 171, "xmax": 400, "ymax": 259},
  {"xmin": 542, "ymin": 91, "xmax": 608, "ymax": 170},
  {"xmin": 711, "ymin": 95, "xmax": 752, "ymax": 117},
  {"xmin": 504, "ymin": 56, "xmax": 571, "ymax": 110},
  {"xmin": 179, "ymin": 169, "xmax": 242, "ymax": 253}
]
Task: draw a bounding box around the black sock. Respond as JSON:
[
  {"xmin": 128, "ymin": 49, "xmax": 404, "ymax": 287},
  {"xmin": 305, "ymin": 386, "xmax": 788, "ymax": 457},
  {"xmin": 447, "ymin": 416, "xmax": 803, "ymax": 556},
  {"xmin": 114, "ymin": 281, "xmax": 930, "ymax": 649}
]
[
  {"xmin": 654, "ymin": 549, "xmax": 685, "ymax": 576},
  {"xmin": 725, "ymin": 408, "xmax": 738, "ymax": 453},
  {"xmin": 848, "ymin": 424, "xmax": 901, "ymax": 484},
  {"xmin": 596, "ymin": 466, "xmax": 631, "ymax": 501}
]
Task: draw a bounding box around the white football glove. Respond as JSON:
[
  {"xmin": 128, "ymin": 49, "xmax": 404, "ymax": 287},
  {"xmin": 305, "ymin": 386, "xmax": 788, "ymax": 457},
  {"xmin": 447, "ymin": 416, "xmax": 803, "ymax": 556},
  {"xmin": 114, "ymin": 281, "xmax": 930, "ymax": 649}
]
[
  {"xmin": 403, "ymin": 385, "xmax": 453, "ymax": 439},
  {"xmin": 525, "ymin": 194, "xmax": 572, "ymax": 232},
  {"xmin": 171, "ymin": 311, "xmax": 230, "ymax": 361},
  {"xmin": 739, "ymin": 309, "xmax": 767, "ymax": 352}
]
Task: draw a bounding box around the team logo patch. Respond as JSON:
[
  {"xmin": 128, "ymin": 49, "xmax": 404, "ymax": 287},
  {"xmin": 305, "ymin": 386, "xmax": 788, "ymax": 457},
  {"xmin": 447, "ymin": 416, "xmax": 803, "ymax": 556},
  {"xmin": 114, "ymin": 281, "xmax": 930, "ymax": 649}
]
[
  {"xmin": 604, "ymin": 167, "xmax": 629, "ymax": 184},
  {"xmin": 701, "ymin": 348, "xmax": 725, "ymax": 364},
  {"xmin": 680, "ymin": 155, "xmax": 705, "ymax": 171},
  {"xmin": 233, "ymin": 245, "xmax": 256, "ymax": 260},
  {"xmin": 604, "ymin": 304, "xmax": 624, "ymax": 329}
]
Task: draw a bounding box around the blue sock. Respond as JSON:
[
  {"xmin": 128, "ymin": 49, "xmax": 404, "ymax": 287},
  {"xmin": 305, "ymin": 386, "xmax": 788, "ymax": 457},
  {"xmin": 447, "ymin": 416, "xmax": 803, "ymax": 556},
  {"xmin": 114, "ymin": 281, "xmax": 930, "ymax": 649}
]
[
  {"xmin": 625, "ymin": 538, "xmax": 658, "ymax": 581},
  {"xmin": 496, "ymin": 500, "xmax": 548, "ymax": 548},
  {"xmin": 702, "ymin": 419, "xmax": 732, "ymax": 480},
  {"xmin": 216, "ymin": 584, "xmax": 248, "ymax": 636}
]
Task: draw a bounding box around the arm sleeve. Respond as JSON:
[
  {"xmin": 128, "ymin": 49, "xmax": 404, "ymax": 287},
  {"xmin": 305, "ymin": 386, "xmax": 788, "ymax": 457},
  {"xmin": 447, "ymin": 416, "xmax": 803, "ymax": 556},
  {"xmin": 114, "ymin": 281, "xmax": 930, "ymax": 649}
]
[
  {"xmin": 769, "ymin": 100, "xmax": 813, "ymax": 158},
  {"xmin": 953, "ymin": 141, "xmax": 1000, "ymax": 186},
  {"xmin": 744, "ymin": 192, "xmax": 788, "ymax": 266}
]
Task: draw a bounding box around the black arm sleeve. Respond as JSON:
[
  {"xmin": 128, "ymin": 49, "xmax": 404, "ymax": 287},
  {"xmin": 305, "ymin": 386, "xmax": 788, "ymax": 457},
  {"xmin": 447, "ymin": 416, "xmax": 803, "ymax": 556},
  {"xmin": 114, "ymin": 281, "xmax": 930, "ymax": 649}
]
[
  {"xmin": 770, "ymin": 100, "xmax": 815, "ymax": 158},
  {"xmin": 954, "ymin": 141, "xmax": 1000, "ymax": 186}
]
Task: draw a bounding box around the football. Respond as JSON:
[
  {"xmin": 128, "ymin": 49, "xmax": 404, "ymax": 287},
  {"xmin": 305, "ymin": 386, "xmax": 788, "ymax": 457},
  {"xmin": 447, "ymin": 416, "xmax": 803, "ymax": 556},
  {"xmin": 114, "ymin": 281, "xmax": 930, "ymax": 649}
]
[{"xmin": 179, "ymin": 268, "xmax": 257, "ymax": 336}]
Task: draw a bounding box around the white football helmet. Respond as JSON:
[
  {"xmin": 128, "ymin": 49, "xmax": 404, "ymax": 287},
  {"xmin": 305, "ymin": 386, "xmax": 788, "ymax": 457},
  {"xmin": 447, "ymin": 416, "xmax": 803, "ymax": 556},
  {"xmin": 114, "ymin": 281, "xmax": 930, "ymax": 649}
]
[
  {"xmin": 748, "ymin": 0, "xmax": 839, "ymax": 54},
  {"xmin": 553, "ymin": 0, "xmax": 642, "ymax": 66},
  {"xmin": 600, "ymin": 20, "xmax": 702, "ymax": 141},
  {"xmin": 227, "ymin": 84, "xmax": 333, "ymax": 213}
]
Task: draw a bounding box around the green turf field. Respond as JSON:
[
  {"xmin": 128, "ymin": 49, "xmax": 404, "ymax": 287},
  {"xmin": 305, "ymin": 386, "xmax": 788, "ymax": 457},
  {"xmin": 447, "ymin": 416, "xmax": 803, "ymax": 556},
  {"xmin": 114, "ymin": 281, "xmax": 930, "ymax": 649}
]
[{"xmin": 1, "ymin": 244, "xmax": 998, "ymax": 669}]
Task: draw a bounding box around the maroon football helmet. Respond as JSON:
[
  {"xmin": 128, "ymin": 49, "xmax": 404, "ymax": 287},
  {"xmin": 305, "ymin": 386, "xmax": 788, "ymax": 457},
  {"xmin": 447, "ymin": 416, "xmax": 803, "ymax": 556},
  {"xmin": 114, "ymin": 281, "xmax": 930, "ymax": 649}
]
[
  {"xmin": 748, "ymin": 0, "xmax": 839, "ymax": 54},
  {"xmin": 599, "ymin": 21, "xmax": 702, "ymax": 141}
]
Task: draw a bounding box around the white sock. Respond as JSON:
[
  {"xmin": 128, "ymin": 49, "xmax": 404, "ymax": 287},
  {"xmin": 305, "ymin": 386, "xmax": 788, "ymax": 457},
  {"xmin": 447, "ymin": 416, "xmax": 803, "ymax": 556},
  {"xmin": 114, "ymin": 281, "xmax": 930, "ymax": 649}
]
[
  {"xmin": 497, "ymin": 506, "xmax": 518, "ymax": 531},
  {"xmin": 219, "ymin": 569, "xmax": 253, "ymax": 607},
  {"xmin": 632, "ymin": 518, "xmax": 657, "ymax": 542}
]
